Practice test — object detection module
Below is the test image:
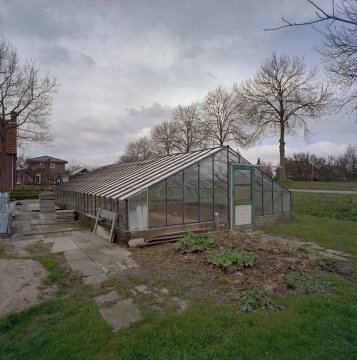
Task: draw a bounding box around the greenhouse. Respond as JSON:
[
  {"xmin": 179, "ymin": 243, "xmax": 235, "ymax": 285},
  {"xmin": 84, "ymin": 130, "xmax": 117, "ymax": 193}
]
[{"xmin": 55, "ymin": 146, "xmax": 291, "ymax": 243}]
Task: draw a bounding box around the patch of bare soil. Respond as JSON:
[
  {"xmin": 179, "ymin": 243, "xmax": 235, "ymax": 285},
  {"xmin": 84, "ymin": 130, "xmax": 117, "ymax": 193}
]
[
  {"xmin": 133, "ymin": 232, "xmax": 331, "ymax": 303},
  {"xmin": 0, "ymin": 259, "xmax": 57, "ymax": 319}
]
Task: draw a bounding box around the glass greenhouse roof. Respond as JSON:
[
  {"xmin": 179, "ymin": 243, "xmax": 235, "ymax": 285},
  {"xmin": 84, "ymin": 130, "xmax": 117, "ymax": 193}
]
[{"xmin": 58, "ymin": 147, "xmax": 229, "ymax": 200}]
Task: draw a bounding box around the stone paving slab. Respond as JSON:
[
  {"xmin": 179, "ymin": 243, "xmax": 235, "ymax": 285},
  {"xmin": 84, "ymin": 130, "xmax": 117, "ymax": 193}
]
[
  {"xmin": 84, "ymin": 273, "xmax": 109, "ymax": 285},
  {"xmin": 67, "ymin": 258, "xmax": 103, "ymax": 277},
  {"xmin": 51, "ymin": 237, "xmax": 80, "ymax": 253},
  {"xmin": 98, "ymin": 299, "xmax": 142, "ymax": 332},
  {"xmin": 94, "ymin": 291, "xmax": 120, "ymax": 305}
]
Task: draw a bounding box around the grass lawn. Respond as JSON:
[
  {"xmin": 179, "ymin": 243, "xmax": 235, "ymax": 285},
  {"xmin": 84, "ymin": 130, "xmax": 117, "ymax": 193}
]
[
  {"xmin": 1, "ymin": 192, "xmax": 357, "ymax": 359},
  {"xmin": 291, "ymin": 192, "xmax": 357, "ymax": 222},
  {"xmin": 281, "ymin": 179, "xmax": 357, "ymax": 191}
]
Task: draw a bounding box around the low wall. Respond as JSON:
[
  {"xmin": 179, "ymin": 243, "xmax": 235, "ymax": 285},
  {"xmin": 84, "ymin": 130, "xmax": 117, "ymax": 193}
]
[{"xmin": 256, "ymin": 212, "xmax": 293, "ymax": 226}]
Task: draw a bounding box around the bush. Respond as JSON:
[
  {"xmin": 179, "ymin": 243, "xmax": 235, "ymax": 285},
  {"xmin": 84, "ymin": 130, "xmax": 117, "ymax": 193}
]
[
  {"xmin": 232, "ymin": 288, "xmax": 283, "ymax": 312},
  {"xmin": 207, "ymin": 246, "xmax": 257, "ymax": 270},
  {"xmin": 175, "ymin": 233, "xmax": 217, "ymax": 253}
]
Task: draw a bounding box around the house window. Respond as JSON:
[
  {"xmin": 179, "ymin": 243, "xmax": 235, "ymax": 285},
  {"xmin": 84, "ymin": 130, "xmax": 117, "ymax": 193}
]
[
  {"xmin": 35, "ymin": 175, "xmax": 41, "ymax": 185},
  {"xmin": 50, "ymin": 163, "xmax": 55, "ymax": 169},
  {"xmin": 39, "ymin": 162, "xmax": 44, "ymax": 168}
]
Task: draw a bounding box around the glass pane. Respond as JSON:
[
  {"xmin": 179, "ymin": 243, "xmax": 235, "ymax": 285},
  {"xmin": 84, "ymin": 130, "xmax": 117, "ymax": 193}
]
[
  {"xmin": 214, "ymin": 150, "xmax": 228, "ymax": 220},
  {"xmin": 128, "ymin": 190, "xmax": 148, "ymax": 230},
  {"xmin": 184, "ymin": 164, "xmax": 199, "ymax": 223},
  {"xmin": 235, "ymin": 185, "xmax": 251, "ymax": 200},
  {"xmin": 282, "ymin": 190, "xmax": 291, "ymax": 213},
  {"xmin": 118, "ymin": 200, "xmax": 127, "ymax": 229},
  {"xmin": 263, "ymin": 175, "xmax": 272, "ymax": 215},
  {"xmin": 234, "ymin": 169, "xmax": 251, "ymax": 185},
  {"xmin": 234, "ymin": 169, "xmax": 251, "ymax": 200},
  {"xmin": 255, "ymin": 171, "xmax": 263, "ymax": 216},
  {"xmin": 228, "ymin": 149, "xmax": 240, "ymax": 163},
  {"xmin": 199, "ymin": 156, "xmax": 214, "ymax": 221},
  {"xmin": 167, "ymin": 172, "xmax": 183, "ymax": 225},
  {"xmin": 148, "ymin": 180, "xmax": 167, "ymax": 228},
  {"xmin": 273, "ymin": 183, "xmax": 282, "ymax": 213}
]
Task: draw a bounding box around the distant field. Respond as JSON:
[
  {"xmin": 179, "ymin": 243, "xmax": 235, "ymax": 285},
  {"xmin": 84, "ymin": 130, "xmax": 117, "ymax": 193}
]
[{"xmin": 281, "ymin": 179, "xmax": 357, "ymax": 191}]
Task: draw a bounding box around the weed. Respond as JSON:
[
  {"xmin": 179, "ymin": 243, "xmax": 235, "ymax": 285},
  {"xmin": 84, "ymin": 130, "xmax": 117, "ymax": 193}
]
[
  {"xmin": 24, "ymin": 243, "xmax": 47, "ymax": 253},
  {"xmin": 207, "ymin": 246, "xmax": 257, "ymax": 270},
  {"xmin": 316, "ymin": 258, "xmax": 338, "ymax": 272},
  {"xmin": 232, "ymin": 289, "xmax": 283, "ymax": 312},
  {"xmin": 35, "ymin": 256, "xmax": 68, "ymax": 290},
  {"xmin": 280, "ymin": 246, "xmax": 295, "ymax": 256},
  {"xmin": 175, "ymin": 232, "xmax": 217, "ymax": 253},
  {"xmin": 284, "ymin": 272, "xmax": 333, "ymax": 295},
  {"xmin": 218, "ymin": 276, "xmax": 230, "ymax": 285}
]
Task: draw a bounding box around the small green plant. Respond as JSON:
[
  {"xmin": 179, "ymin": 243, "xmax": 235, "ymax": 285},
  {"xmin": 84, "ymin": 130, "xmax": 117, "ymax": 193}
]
[
  {"xmin": 207, "ymin": 246, "xmax": 257, "ymax": 270},
  {"xmin": 316, "ymin": 258, "xmax": 338, "ymax": 272},
  {"xmin": 175, "ymin": 233, "xmax": 217, "ymax": 253},
  {"xmin": 232, "ymin": 289, "xmax": 282, "ymax": 312},
  {"xmin": 284, "ymin": 272, "xmax": 333, "ymax": 295}
]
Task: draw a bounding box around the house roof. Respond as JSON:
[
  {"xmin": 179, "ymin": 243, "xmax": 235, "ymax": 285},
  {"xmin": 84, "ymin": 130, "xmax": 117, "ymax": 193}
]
[
  {"xmin": 58, "ymin": 147, "xmax": 227, "ymax": 200},
  {"xmin": 28, "ymin": 156, "xmax": 68, "ymax": 164}
]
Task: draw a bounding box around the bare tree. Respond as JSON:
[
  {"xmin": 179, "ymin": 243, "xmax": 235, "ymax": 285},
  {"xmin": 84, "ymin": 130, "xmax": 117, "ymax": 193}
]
[
  {"xmin": 0, "ymin": 38, "xmax": 57, "ymax": 190},
  {"xmin": 151, "ymin": 121, "xmax": 176, "ymax": 155},
  {"xmin": 235, "ymin": 52, "xmax": 332, "ymax": 181},
  {"xmin": 119, "ymin": 136, "xmax": 155, "ymax": 163},
  {"xmin": 338, "ymin": 143, "xmax": 357, "ymax": 180},
  {"xmin": 173, "ymin": 103, "xmax": 206, "ymax": 153},
  {"xmin": 200, "ymin": 86, "xmax": 252, "ymax": 147},
  {"xmin": 266, "ymin": 0, "xmax": 356, "ymax": 111}
]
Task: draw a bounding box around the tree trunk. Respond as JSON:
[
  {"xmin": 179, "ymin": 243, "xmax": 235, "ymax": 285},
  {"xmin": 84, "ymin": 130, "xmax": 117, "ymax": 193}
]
[
  {"xmin": 0, "ymin": 118, "xmax": 7, "ymax": 192},
  {"xmin": 279, "ymin": 125, "xmax": 286, "ymax": 181}
]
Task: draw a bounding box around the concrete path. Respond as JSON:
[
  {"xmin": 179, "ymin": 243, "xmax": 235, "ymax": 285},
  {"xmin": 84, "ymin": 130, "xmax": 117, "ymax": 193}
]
[
  {"xmin": 290, "ymin": 189, "xmax": 357, "ymax": 195},
  {"xmin": 4, "ymin": 199, "xmax": 143, "ymax": 331}
]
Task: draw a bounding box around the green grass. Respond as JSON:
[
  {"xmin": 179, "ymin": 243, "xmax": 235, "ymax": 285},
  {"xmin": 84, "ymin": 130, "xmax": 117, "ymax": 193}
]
[
  {"xmin": 261, "ymin": 214, "xmax": 357, "ymax": 259},
  {"xmin": 292, "ymin": 192, "xmax": 357, "ymax": 222},
  {"xmin": 281, "ymin": 179, "xmax": 357, "ymax": 191},
  {"xmin": 0, "ymin": 298, "xmax": 111, "ymax": 359},
  {"xmin": 1, "ymin": 280, "xmax": 356, "ymax": 360}
]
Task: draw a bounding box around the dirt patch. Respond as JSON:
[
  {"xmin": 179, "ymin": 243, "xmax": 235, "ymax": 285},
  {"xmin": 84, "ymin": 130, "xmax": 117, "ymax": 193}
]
[
  {"xmin": 0, "ymin": 259, "xmax": 57, "ymax": 319},
  {"xmin": 133, "ymin": 232, "xmax": 335, "ymax": 304}
]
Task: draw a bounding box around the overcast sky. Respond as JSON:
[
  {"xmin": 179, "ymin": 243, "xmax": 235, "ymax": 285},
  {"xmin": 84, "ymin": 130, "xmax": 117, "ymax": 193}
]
[{"xmin": 1, "ymin": 0, "xmax": 356, "ymax": 167}]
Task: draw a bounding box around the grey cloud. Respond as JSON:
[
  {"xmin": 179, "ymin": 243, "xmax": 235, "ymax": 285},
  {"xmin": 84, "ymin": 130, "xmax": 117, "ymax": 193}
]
[
  {"xmin": 0, "ymin": 1, "xmax": 89, "ymax": 41},
  {"xmin": 39, "ymin": 45, "xmax": 72, "ymax": 65},
  {"xmin": 38, "ymin": 46, "xmax": 96, "ymax": 67},
  {"xmin": 79, "ymin": 53, "xmax": 96, "ymax": 67}
]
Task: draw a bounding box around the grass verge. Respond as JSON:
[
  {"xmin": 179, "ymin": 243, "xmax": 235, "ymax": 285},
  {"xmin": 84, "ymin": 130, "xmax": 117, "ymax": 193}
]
[{"xmin": 281, "ymin": 179, "xmax": 357, "ymax": 191}]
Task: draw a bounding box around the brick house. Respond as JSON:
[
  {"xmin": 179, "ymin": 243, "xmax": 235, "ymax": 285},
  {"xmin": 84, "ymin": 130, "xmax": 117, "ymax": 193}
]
[
  {"xmin": 17, "ymin": 156, "xmax": 68, "ymax": 186},
  {"xmin": 0, "ymin": 114, "xmax": 17, "ymax": 191}
]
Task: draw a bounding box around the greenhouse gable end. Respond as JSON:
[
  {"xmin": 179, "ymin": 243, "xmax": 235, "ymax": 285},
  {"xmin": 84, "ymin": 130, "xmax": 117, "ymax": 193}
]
[{"xmin": 55, "ymin": 146, "xmax": 292, "ymax": 243}]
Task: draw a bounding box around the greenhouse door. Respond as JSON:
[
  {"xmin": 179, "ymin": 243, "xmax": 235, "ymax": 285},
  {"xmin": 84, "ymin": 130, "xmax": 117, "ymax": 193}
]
[{"xmin": 231, "ymin": 164, "xmax": 255, "ymax": 230}]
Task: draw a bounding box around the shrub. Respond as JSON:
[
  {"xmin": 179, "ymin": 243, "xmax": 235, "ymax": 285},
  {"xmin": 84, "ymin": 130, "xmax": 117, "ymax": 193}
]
[
  {"xmin": 232, "ymin": 289, "xmax": 283, "ymax": 312},
  {"xmin": 175, "ymin": 233, "xmax": 217, "ymax": 253},
  {"xmin": 284, "ymin": 272, "xmax": 332, "ymax": 295},
  {"xmin": 207, "ymin": 246, "xmax": 257, "ymax": 270}
]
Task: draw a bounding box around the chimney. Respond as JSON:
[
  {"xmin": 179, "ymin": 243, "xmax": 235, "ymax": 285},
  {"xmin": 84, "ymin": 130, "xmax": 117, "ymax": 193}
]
[{"xmin": 5, "ymin": 111, "xmax": 17, "ymax": 154}]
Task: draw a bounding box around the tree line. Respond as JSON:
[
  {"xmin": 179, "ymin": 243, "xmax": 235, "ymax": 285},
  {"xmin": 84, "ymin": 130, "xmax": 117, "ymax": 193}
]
[{"xmin": 284, "ymin": 145, "xmax": 357, "ymax": 181}]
